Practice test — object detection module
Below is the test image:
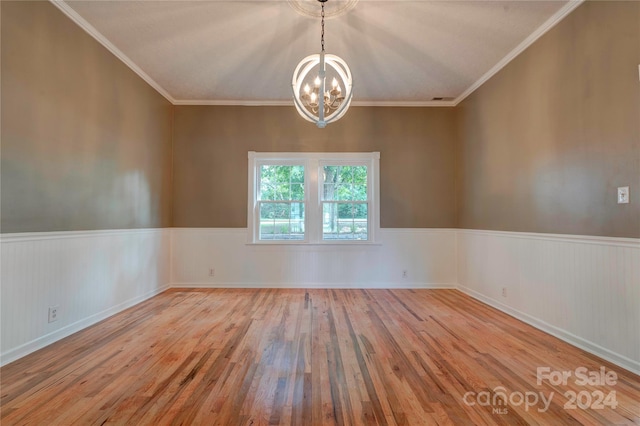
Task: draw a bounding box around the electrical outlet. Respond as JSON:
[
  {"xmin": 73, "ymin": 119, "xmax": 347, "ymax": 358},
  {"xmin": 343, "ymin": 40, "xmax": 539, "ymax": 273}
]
[
  {"xmin": 501, "ymin": 288, "xmax": 507, "ymax": 298},
  {"xmin": 618, "ymin": 186, "xmax": 629, "ymax": 204},
  {"xmin": 402, "ymin": 270, "xmax": 408, "ymax": 279},
  {"xmin": 209, "ymin": 268, "xmax": 215, "ymax": 277},
  {"xmin": 48, "ymin": 306, "xmax": 59, "ymax": 323}
]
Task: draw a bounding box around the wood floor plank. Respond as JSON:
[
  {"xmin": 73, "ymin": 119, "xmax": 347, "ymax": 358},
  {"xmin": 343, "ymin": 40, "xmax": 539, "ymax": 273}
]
[{"xmin": 1, "ymin": 288, "xmax": 638, "ymax": 425}]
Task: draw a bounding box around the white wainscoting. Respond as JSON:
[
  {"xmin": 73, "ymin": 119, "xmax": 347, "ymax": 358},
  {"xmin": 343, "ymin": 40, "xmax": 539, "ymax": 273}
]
[
  {"xmin": 4, "ymin": 226, "xmax": 638, "ymax": 375},
  {"xmin": 171, "ymin": 228, "xmax": 457, "ymax": 289},
  {"xmin": 0, "ymin": 229, "xmax": 171, "ymax": 366},
  {"xmin": 457, "ymin": 229, "xmax": 640, "ymax": 375}
]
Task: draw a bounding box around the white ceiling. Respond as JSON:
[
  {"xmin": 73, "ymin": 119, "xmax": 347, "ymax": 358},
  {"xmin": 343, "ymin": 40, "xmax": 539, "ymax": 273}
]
[{"xmin": 57, "ymin": 0, "xmax": 581, "ymax": 106}]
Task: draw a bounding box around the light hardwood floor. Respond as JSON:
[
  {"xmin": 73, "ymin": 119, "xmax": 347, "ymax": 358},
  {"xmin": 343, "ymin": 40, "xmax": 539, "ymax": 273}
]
[{"xmin": 1, "ymin": 289, "xmax": 638, "ymax": 425}]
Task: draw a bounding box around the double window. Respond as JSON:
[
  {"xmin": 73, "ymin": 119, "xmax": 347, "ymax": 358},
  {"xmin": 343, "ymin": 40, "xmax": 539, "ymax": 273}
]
[{"xmin": 248, "ymin": 152, "xmax": 380, "ymax": 244}]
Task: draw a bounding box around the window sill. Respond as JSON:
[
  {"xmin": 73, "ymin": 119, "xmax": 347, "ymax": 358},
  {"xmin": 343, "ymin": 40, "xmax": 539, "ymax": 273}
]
[{"xmin": 246, "ymin": 241, "xmax": 382, "ymax": 246}]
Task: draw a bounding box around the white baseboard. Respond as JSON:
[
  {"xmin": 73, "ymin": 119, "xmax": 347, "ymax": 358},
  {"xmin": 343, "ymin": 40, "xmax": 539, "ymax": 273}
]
[
  {"xmin": 1, "ymin": 285, "xmax": 170, "ymax": 366},
  {"xmin": 170, "ymin": 282, "xmax": 456, "ymax": 289},
  {"xmin": 457, "ymin": 285, "xmax": 640, "ymax": 376}
]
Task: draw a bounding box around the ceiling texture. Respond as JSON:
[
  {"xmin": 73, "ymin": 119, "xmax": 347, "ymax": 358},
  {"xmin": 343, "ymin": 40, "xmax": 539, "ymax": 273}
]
[{"xmin": 56, "ymin": 0, "xmax": 582, "ymax": 106}]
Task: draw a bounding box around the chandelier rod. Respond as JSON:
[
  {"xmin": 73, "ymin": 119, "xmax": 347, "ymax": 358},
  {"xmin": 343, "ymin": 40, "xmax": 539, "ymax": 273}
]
[
  {"xmin": 321, "ymin": 1, "xmax": 325, "ymax": 52},
  {"xmin": 318, "ymin": 0, "xmax": 326, "ymax": 123}
]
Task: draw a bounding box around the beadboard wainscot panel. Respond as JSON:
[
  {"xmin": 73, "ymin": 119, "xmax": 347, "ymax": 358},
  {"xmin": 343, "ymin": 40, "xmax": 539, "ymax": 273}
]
[
  {"xmin": 457, "ymin": 229, "xmax": 640, "ymax": 375},
  {"xmin": 171, "ymin": 228, "xmax": 457, "ymax": 288},
  {"xmin": 0, "ymin": 229, "xmax": 171, "ymax": 365}
]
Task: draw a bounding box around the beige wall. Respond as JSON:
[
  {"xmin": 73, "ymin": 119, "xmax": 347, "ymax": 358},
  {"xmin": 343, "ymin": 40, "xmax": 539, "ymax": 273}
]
[
  {"xmin": 1, "ymin": 1, "xmax": 173, "ymax": 232},
  {"xmin": 456, "ymin": 1, "xmax": 640, "ymax": 238},
  {"xmin": 3, "ymin": 1, "xmax": 637, "ymax": 238},
  {"xmin": 172, "ymin": 106, "xmax": 457, "ymax": 228}
]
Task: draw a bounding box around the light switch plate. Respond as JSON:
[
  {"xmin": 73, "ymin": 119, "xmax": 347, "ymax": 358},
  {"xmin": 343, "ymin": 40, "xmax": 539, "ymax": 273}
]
[{"xmin": 617, "ymin": 186, "xmax": 629, "ymax": 204}]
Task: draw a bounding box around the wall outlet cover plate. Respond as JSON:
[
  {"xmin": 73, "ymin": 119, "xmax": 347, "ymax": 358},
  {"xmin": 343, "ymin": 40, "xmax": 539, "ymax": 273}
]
[{"xmin": 617, "ymin": 186, "xmax": 629, "ymax": 204}]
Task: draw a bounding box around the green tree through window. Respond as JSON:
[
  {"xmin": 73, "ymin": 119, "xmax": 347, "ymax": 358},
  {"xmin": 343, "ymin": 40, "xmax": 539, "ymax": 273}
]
[
  {"xmin": 258, "ymin": 165, "xmax": 305, "ymax": 240},
  {"xmin": 322, "ymin": 165, "xmax": 368, "ymax": 240}
]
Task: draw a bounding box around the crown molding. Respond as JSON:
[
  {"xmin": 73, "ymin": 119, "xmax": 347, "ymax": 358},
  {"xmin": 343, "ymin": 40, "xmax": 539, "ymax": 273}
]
[
  {"xmin": 453, "ymin": 0, "xmax": 584, "ymax": 105},
  {"xmin": 173, "ymin": 100, "xmax": 292, "ymax": 107},
  {"xmin": 173, "ymin": 99, "xmax": 456, "ymax": 107},
  {"xmin": 352, "ymin": 100, "xmax": 456, "ymax": 107},
  {"xmin": 49, "ymin": 0, "xmax": 177, "ymax": 104}
]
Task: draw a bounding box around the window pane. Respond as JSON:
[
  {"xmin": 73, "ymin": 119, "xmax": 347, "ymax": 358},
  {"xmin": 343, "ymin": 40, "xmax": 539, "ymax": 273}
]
[
  {"xmin": 259, "ymin": 165, "xmax": 304, "ymax": 201},
  {"xmin": 259, "ymin": 202, "xmax": 304, "ymax": 240},
  {"xmin": 322, "ymin": 165, "xmax": 367, "ymax": 201},
  {"xmin": 322, "ymin": 202, "xmax": 368, "ymax": 240},
  {"xmin": 290, "ymin": 165, "xmax": 304, "ymax": 183},
  {"xmin": 290, "ymin": 183, "xmax": 304, "ymax": 201},
  {"xmin": 351, "ymin": 184, "xmax": 367, "ymax": 201},
  {"xmin": 335, "ymin": 184, "xmax": 350, "ymax": 201},
  {"xmin": 322, "ymin": 165, "xmax": 338, "ymax": 200},
  {"xmin": 323, "ymin": 183, "xmax": 335, "ymax": 201},
  {"xmin": 352, "ymin": 166, "xmax": 367, "ymax": 184}
]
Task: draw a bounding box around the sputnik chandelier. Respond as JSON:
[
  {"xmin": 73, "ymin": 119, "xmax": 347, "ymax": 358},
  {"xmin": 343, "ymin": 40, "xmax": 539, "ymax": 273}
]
[{"xmin": 292, "ymin": 0, "xmax": 353, "ymax": 128}]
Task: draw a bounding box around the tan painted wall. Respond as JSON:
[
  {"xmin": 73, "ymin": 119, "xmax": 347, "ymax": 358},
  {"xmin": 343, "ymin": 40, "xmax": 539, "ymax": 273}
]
[
  {"xmin": 456, "ymin": 1, "xmax": 640, "ymax": 238},
  {"xmin": 172, "ymin": 106, "xmax": 457, "ymax": 228},
  {"xmin": 1, "ymin": 1, "xmax": 173, "ymax": 232},
  {"xmin": 3, "ymin": 1, "xmax": 637, "ymax": 238}
]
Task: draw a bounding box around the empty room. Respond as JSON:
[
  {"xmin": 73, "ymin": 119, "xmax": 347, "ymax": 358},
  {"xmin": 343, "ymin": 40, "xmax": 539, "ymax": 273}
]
[{"xmin": 1, "ymin": 0, "xmax": 639, "ymax": 424}]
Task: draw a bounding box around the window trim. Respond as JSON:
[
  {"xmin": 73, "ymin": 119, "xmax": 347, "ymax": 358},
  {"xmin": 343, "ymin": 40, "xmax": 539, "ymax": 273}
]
[{"xmin": 248, "ymin": 151, "xmax": 380, "ymax": 244}]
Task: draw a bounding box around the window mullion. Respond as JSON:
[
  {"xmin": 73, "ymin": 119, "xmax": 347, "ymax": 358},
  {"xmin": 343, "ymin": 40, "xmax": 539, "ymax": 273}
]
[{"xmin": 307, "ymin": 158, "xmax": 319, "ymax": 243}]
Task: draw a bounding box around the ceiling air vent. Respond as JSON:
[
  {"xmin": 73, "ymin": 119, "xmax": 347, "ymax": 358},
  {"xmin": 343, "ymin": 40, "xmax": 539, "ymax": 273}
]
[{"xmin": 432, "ymin": 97, "xmax": 454, "ymax": 101}]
